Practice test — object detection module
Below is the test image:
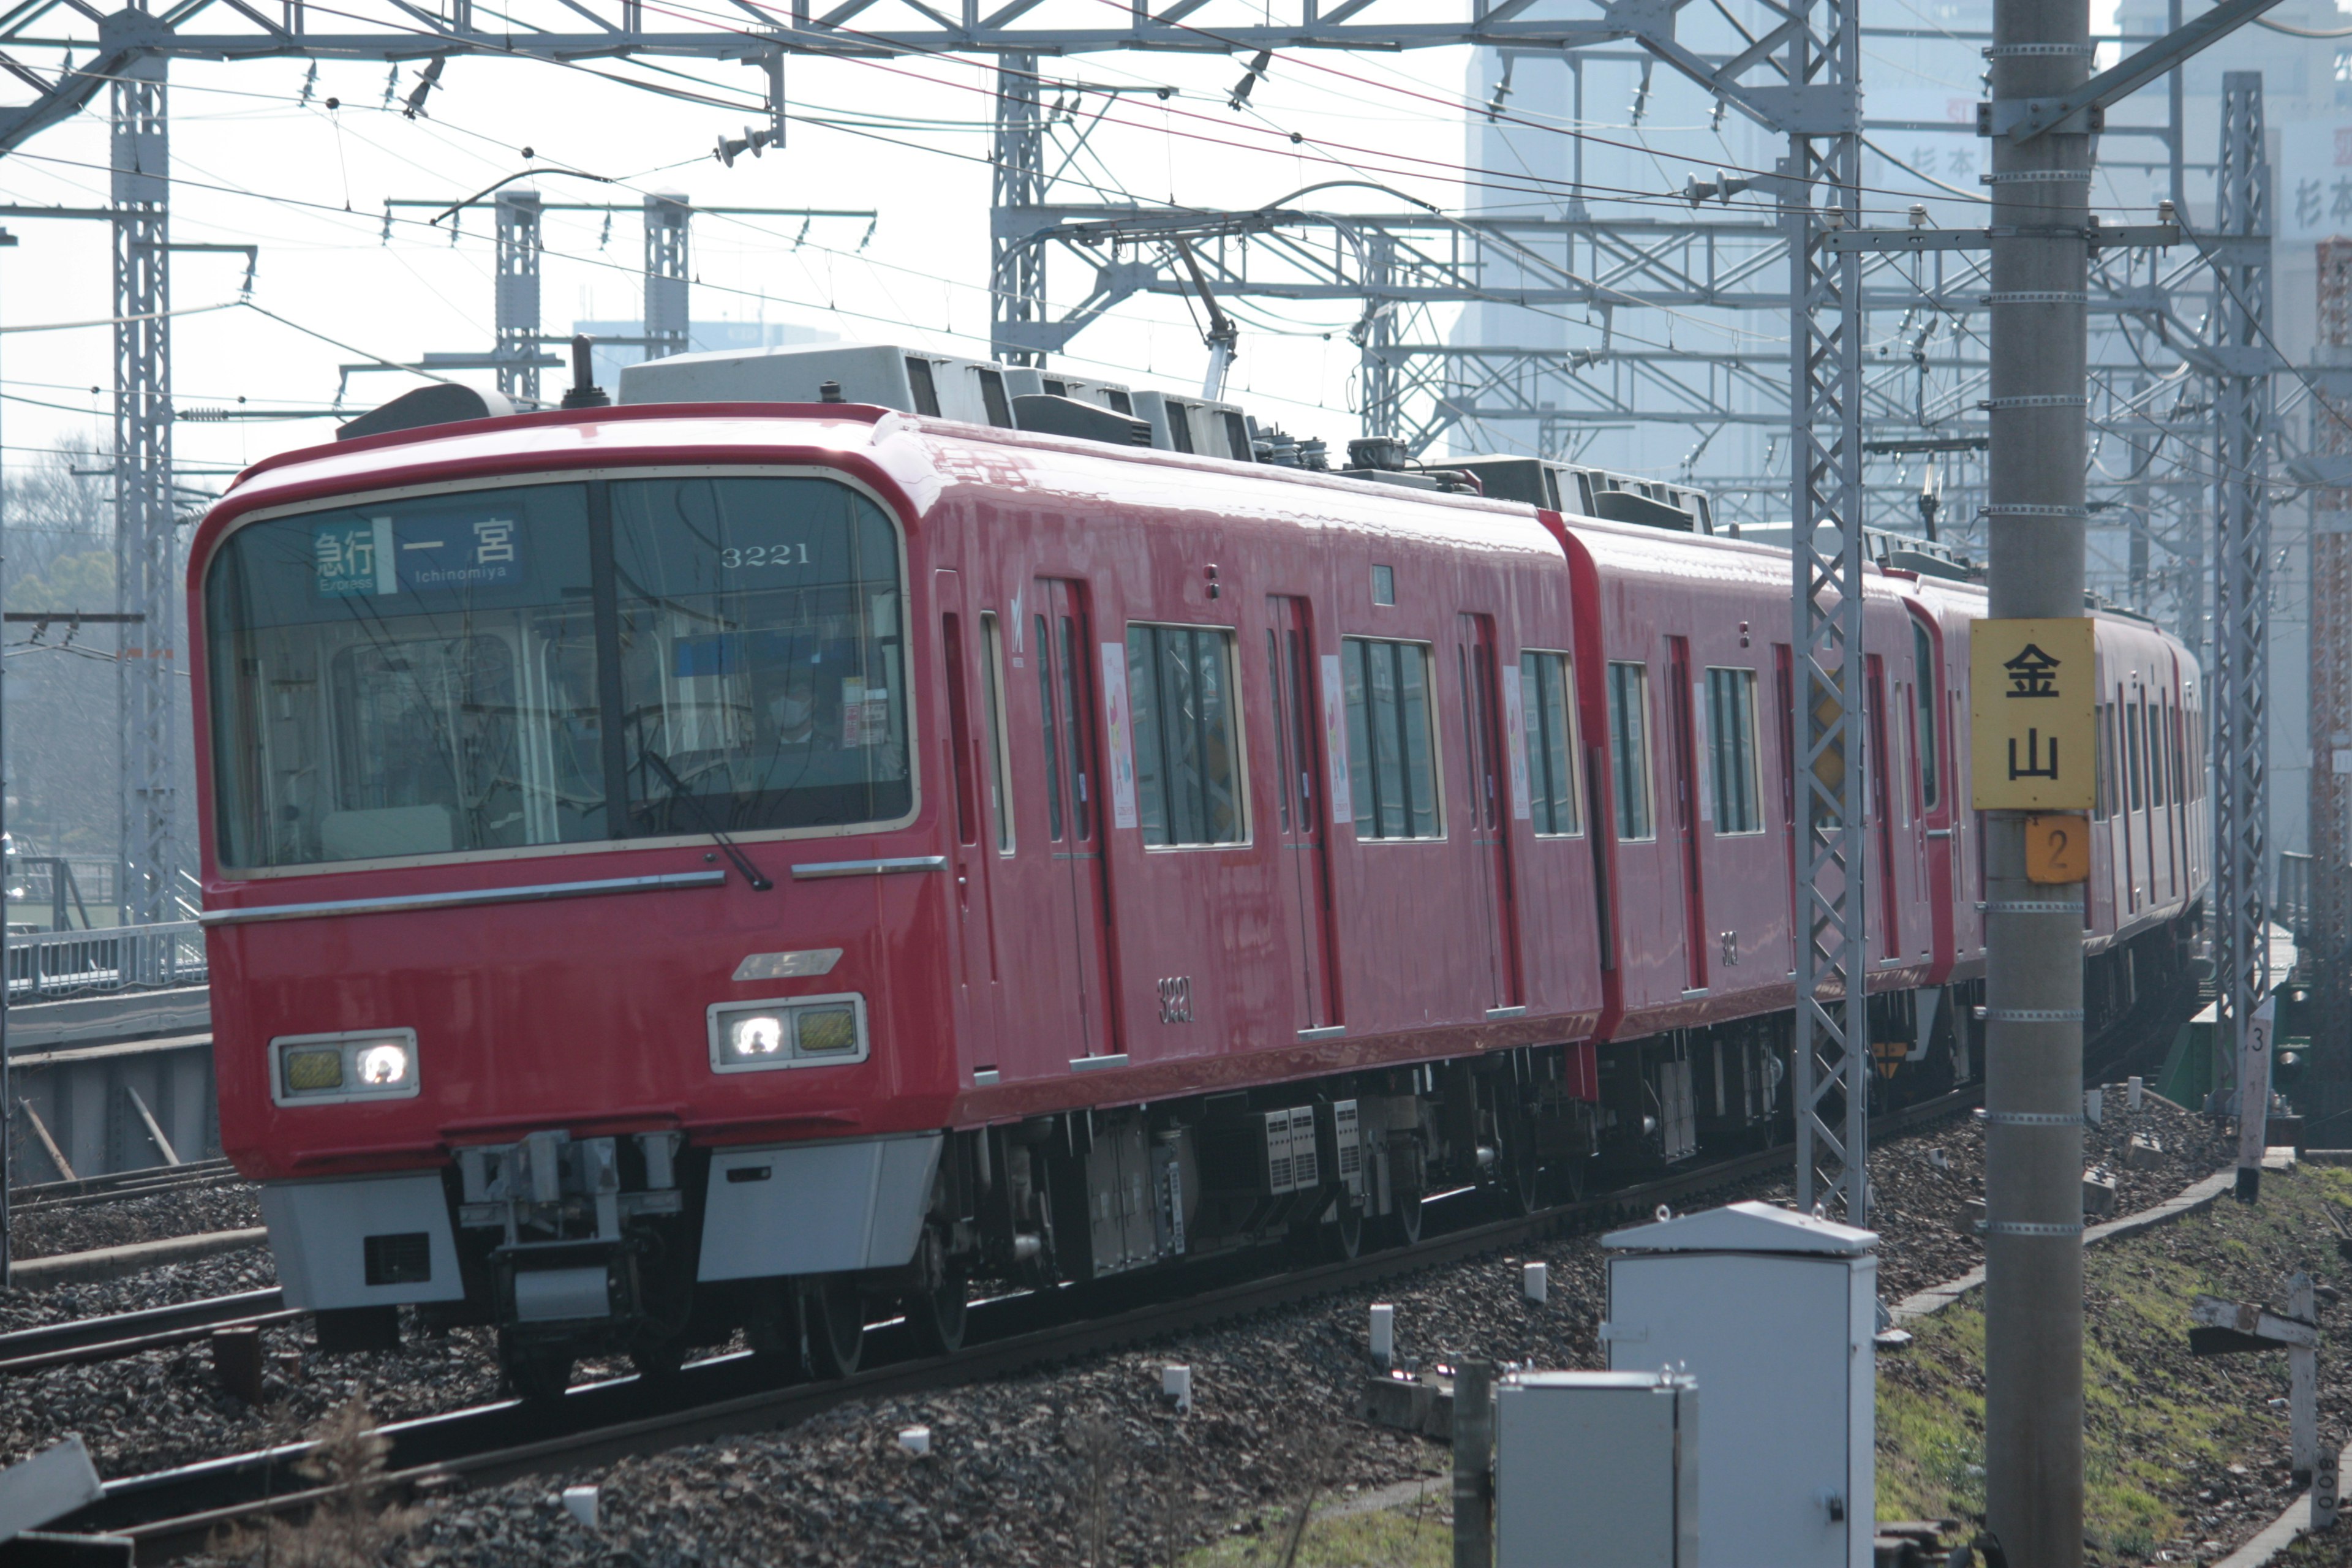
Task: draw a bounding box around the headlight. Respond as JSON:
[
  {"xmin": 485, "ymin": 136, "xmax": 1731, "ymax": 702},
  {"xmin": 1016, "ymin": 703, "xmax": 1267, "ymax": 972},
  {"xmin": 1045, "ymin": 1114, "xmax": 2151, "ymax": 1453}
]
[
  {"xmin": 271, "ymin": 1029, "xmax": 420, "ymax": 1105},
  {"xmin": 709, "ymin": 994, "xmax": 868, "ymax": 1073}
]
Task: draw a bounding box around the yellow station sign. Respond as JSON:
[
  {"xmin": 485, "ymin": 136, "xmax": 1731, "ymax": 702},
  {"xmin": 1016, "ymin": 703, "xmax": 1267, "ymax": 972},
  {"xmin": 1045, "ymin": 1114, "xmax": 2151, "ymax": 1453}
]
[{"xmin": 1970, "ymin": 617, "xmax": 2096, "ymax": 811}]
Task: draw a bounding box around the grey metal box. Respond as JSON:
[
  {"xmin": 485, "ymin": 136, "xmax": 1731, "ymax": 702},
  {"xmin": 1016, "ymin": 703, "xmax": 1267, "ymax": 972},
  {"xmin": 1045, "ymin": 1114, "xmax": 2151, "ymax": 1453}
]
[
  {"xmin": 1604, "ymin": 1202, "xmax": 1877, "ymax": 1568},
  {"xmin": 1497, "ymin": 1371, "xmax": 1698, "ymax": 1568}
]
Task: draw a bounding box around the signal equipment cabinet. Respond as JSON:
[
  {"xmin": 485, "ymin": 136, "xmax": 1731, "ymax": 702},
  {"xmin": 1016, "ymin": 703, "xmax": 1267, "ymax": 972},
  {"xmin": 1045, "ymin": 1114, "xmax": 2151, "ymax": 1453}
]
[
  {"xmin": 1496, "ymin": 1371, "xmax": 1700, "ymax": 1568},
  {"xmin": 1601, "ymin": 1201, "xmax": 1878, "ymax": 1568}
]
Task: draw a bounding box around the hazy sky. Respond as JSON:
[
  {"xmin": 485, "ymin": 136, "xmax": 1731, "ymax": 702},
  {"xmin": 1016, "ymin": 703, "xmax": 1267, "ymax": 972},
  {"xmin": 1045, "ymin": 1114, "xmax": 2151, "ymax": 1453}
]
[
  {"xmin": 0, "ymin": 0, "xmax": 2258, "ymax": 494},
  {"xmin": 0, "ymin": 24, "xmax": 1522, "ymax": 489}
]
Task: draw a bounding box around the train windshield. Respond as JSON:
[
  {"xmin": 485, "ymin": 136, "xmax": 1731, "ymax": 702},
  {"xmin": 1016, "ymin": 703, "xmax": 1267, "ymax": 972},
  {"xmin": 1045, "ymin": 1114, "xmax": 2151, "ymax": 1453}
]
[{"xmin": 205, "ymin": 474, "xmax": 908, "ymax": 871}]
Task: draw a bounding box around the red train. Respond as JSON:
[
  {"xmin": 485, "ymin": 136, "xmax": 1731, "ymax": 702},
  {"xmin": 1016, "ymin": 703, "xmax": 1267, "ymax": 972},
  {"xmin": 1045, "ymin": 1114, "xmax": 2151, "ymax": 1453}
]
[{"xmin": 190, "ymin": 344, "xmax": 2206, "ymax": 1395}]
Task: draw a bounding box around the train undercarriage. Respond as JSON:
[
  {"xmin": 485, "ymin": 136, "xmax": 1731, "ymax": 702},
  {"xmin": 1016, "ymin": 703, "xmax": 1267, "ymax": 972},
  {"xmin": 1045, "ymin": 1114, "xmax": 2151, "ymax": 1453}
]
[{"xmin": 314, "ymin": 919, "xmax": 2196, "ymax": 1398}]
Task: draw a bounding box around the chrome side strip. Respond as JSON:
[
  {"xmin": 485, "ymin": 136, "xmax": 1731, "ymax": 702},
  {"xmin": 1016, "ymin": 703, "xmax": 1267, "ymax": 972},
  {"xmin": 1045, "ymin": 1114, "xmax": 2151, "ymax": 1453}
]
[
  {"xmin": 790, "ymin": 855, "xmax": 950, "ymax": 880},
  {"xmin": 201, "ymin": 870, "xmax": 728, "ymax": 926}
]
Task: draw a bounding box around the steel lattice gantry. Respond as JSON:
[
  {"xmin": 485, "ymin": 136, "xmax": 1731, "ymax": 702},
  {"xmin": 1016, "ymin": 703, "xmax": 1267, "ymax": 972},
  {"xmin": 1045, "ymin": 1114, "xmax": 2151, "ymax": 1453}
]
[
  {"xmin": 644, "ymin": 192, "xmax": 692, "ymax": 362},
  {"xmin": 111, "ymin": 57, "xmax": 177, "ymax": 927},
  {"xmin": 2310, "ymin": 238, "xmax": 2352, "ymax": 1134},
  {"xmin": 494, "ymin": 189, "xmax": 545, "ymax": 405},
  {"xmin": 1780, "ymin": 0, "xmax": 1871, "ymax": 1224},
  {"xmin": 2210, "ymin": 71, "xmax": 2275, "ymax": 1112}
]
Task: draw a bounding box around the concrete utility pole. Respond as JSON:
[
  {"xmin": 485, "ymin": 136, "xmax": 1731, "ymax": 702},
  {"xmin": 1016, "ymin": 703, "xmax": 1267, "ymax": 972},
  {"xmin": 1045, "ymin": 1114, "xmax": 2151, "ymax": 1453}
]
[{"xmin": 1981, "ymin": 0, "xmax": 2094, "ymax": 1556}]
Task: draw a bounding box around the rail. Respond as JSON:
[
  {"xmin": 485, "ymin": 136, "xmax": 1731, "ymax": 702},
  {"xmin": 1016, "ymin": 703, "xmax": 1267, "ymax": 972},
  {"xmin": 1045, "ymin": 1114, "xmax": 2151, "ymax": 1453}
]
[
  {"xmin": 64, "ymin": 1088, "xmax": 1990, "ymax": 1558},
  {"xmin": 4, "ymin": 921, "xmax": 208, "ymax": 1003}
]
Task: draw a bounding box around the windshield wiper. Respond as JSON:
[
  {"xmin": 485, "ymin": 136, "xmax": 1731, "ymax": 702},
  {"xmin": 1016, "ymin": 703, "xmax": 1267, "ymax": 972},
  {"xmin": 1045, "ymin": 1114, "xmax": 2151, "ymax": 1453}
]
[{"xmin": 636, "ymin": 746, "xmax": 775, "ymax": 892}]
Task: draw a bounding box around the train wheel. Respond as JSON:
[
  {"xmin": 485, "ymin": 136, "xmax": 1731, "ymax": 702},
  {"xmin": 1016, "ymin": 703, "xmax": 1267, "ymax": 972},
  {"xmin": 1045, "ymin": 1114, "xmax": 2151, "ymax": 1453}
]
[
  {"xmin": 1502, "ymin": 1145, "xmax": 1542, "ymax": 1216},
  {"xmin": 905, "ymin": 1276, "xmax": 970, "ymax": 1357},
  {"xmin": 497, "ymin": 1332, "xmax": 573, "ymax": 1404},
  {"xmin": 1332, "ymin": 1196, "xmax": 1365, "ymax": 1261},
  {"xmin": 802, "ymin": 1275, "xmax": 865, "ymax": 1378},
  {"xmin": 1395, "ymin": 1191, "xmax": 1425, "ymax": 1246},
  {"xmin": 745, "ymin": 1283, "xmax": 805, "ymax": 1380}
]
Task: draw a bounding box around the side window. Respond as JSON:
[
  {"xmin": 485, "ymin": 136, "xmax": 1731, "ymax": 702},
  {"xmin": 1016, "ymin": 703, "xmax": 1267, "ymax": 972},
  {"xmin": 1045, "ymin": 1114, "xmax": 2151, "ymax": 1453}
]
[
  {"xmin": 980, "ymin": 612, "xmax": 1013, "ymax": 852},
  {"xmin": 2148, "ymin": 698, "xmax": 2166, "ymax": 809},
  {"xmin": 1125, "ymin": 623, "xmax": 1245, "ymax": 846},
  {"xmin": 1705, "ymin": 667, "xmax": 1762, "ymax": 834},
  {"xmin": 941, "ymin": 613, "xmax": 978, "ymax": 846},
  {"xmin": 1343, "ymin": 636, "xmax": 1441, "ymax": 840},
  {"xmin": 2126, "ymin": 695, "xmax": 2145, "ymax": 812},
  {"xmin": 1912, "ymin": 622, "xmax": 1940, "ymax": 809},
  {"xmin": 1518, "ymin": 650, "xmax": 1581, "ymax": 836},
  {"xmin": 2094, "ymin": 703, "xmax": 2112, "ymax": 821},
  {"xmin": 1036, "ymin": 614, "xmax": 1063, "ymax": 841},
  {"xmin": 1607, "ymin": 660, "xmax": 1656, "ymax": 842}
]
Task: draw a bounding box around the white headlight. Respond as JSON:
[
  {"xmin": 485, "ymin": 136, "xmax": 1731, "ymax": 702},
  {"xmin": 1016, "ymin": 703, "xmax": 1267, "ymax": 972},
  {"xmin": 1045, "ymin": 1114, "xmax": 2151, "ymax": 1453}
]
[
  {"xmin": 269, "ymin": 1029, "xmax": 421, "ymax": 1106},
  {"xmin": 709, "ymin": 995, "xmax": 868, "ymax": 1073},
  {"xmin": 727, "ymin": 1014, "xmax": 787, "ymax": 1058},
  {"xmin": 356, "ymin": 1042, "xmax": 411, "ymax": 1085}
]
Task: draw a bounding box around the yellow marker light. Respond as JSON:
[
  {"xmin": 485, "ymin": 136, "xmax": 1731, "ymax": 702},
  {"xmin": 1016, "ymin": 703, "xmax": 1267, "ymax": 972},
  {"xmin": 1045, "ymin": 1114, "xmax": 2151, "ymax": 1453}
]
[
  {"xmin": 283, "ymin": 1047, "xmax": 344, "ymax": 1093},
  {"xmin": 728, "ymin": 1014, "xmax": 787, "ymax": 1057},
  {"xmin": 795, "ymin": 1006, "xmax": 859, "ymax": 1055},
  {"xmin": 355, "ymin": 1042, "xmax": 411, "ymax": 1086}
]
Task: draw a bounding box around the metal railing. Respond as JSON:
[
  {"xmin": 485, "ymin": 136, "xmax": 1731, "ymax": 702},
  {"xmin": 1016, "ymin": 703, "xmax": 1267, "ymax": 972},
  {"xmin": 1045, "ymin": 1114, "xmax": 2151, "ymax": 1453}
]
[{"xmin": 4, "ymin": 921, "xmax": 208, "ymax": 1004}]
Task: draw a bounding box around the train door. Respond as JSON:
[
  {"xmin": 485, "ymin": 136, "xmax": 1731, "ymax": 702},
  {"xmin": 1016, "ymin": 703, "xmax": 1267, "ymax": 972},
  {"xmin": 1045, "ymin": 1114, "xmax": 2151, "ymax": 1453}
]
[
  {"xmin": 1033, "ymin": 578, "xmax": 1120, "ymax": 1061},
  {"xmin": 1909, "ymin": 616, "xmax": 1954, "ymax": 971},
  {"xmin": 1866, "ymin": 655, "xmax": 1899, "ymax": 962},
  {"xmin": 1267, "ymin": 597, "xmax": 1343, "ymax": 1033},
  {"xmin": 933, "ymin": 571, "xmax": 1000, "ymax": 1026},
  {"xmin": 1664, "ymin": 636, "xmax": 1707, "ymax": 993},
  {"xmin": 1455, "ymin": 614, "xmax": 1525, "ymax": 1011},
  {"xmin": 2119, "ymin": 681, "xmax": 2139, "ymax": 914},
  {"xmin": 1775, "ymin": 644, "xmax": 1797, "ymax": 972}
]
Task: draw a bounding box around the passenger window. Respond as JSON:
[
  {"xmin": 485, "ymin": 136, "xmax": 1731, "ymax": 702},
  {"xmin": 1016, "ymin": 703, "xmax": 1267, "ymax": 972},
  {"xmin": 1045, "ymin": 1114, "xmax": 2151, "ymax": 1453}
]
[
  {"xmin": 2126, "ymin": 698, "xmax": 2145, "ymax": 812},
  {"xmin": 2094, "ymin": 704, "xmax": 2111, "ymax": 821},
  {"xmin": 1912, "ymin": 623, "xmax": 1940, "ymax": 809},
  {"xmin": 1125, "ymin": 623, "xmax": 1246, "ymax": 846},
  {"xmin": 2149, "ymin": 699, "xmax": 2166, "ymax": 809},
  {"xmin": 1705, "ymin": 667, "xmax": 1762, "ymax": 834},
  {"xmin": 1342, "ymin": 637, "xmax": 1441, "ymax": 840},
  {"xmin": 1607, "ymin": 661, "xmax": 1656, "ymax": 842},
  {"xmin": 1036, "ymin": 614, "xmax": 1063, "ymax": 841},
  {"xmin": 981, "ymin": 612, "xmax": 1014, "ymax": 852},
  {"xmin": 1518, "ymin": 651, "xmax": 1581, "ymax": 836},
  {"xmin": 941, "ymin": 614, "xmax": 978, "ymax": 846}
]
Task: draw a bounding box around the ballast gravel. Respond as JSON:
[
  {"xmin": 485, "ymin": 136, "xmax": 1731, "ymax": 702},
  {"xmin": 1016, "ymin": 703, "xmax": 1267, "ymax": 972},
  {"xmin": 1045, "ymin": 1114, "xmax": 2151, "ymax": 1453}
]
[
  {"xmin": 26, "ymin": 1087, "xmax": 2204, "ymax": 1568},
  {"xmin": 9, "ymin": 1180, "xmax": 263, "ymax": 1261}
]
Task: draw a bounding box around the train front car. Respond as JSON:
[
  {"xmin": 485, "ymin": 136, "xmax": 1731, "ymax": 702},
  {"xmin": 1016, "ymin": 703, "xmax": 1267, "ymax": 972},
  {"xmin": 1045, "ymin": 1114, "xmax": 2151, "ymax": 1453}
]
[{"xmin": 191, "ymin": 404, "xmax": 956, "ymax": 1393}]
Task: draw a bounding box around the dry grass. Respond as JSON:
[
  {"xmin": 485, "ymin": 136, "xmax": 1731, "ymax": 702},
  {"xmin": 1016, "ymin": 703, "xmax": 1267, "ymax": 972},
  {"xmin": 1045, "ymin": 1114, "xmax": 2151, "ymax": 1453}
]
[{"xmin": 210, "ymin": 1395, "xmax": 420, "ymax": 1567}]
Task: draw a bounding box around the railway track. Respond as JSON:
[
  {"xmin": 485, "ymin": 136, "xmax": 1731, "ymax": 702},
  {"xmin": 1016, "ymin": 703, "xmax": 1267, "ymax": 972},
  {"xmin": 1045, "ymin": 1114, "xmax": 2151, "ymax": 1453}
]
[
  {"xmin": 53, "ymin": 1086, "xmax": 1983, "ymax": 1560},
  {"xmin": 0, "ymin": 1289, "xmax": 290, "ymax": 1377},
  {"xmin": 10, "ymin": 1160, "xmax": 244, "ymax": 1215}
]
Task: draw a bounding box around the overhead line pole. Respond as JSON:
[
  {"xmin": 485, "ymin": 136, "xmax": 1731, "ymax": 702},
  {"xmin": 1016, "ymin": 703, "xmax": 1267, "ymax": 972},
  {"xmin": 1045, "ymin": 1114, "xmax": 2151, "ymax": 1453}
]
[
  {"xmin": 1786, "ymin": 0, "xmax": 1870, "ymax": 1227},
  {"xmin": 112, "ymin": 53, "xmax": 177, "ymax": 928},
  {"xmin": 1980, "ymin": 0, "xmax": 2094, "ymax": 1556}
]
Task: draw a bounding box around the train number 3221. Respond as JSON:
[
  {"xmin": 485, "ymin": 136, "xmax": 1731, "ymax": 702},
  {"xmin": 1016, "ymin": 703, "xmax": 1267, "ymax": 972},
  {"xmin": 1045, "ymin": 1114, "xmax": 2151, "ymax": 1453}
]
[{"xmin": 1156, "ymin": 976, "xmax": 1194, "ymax": 1025}]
